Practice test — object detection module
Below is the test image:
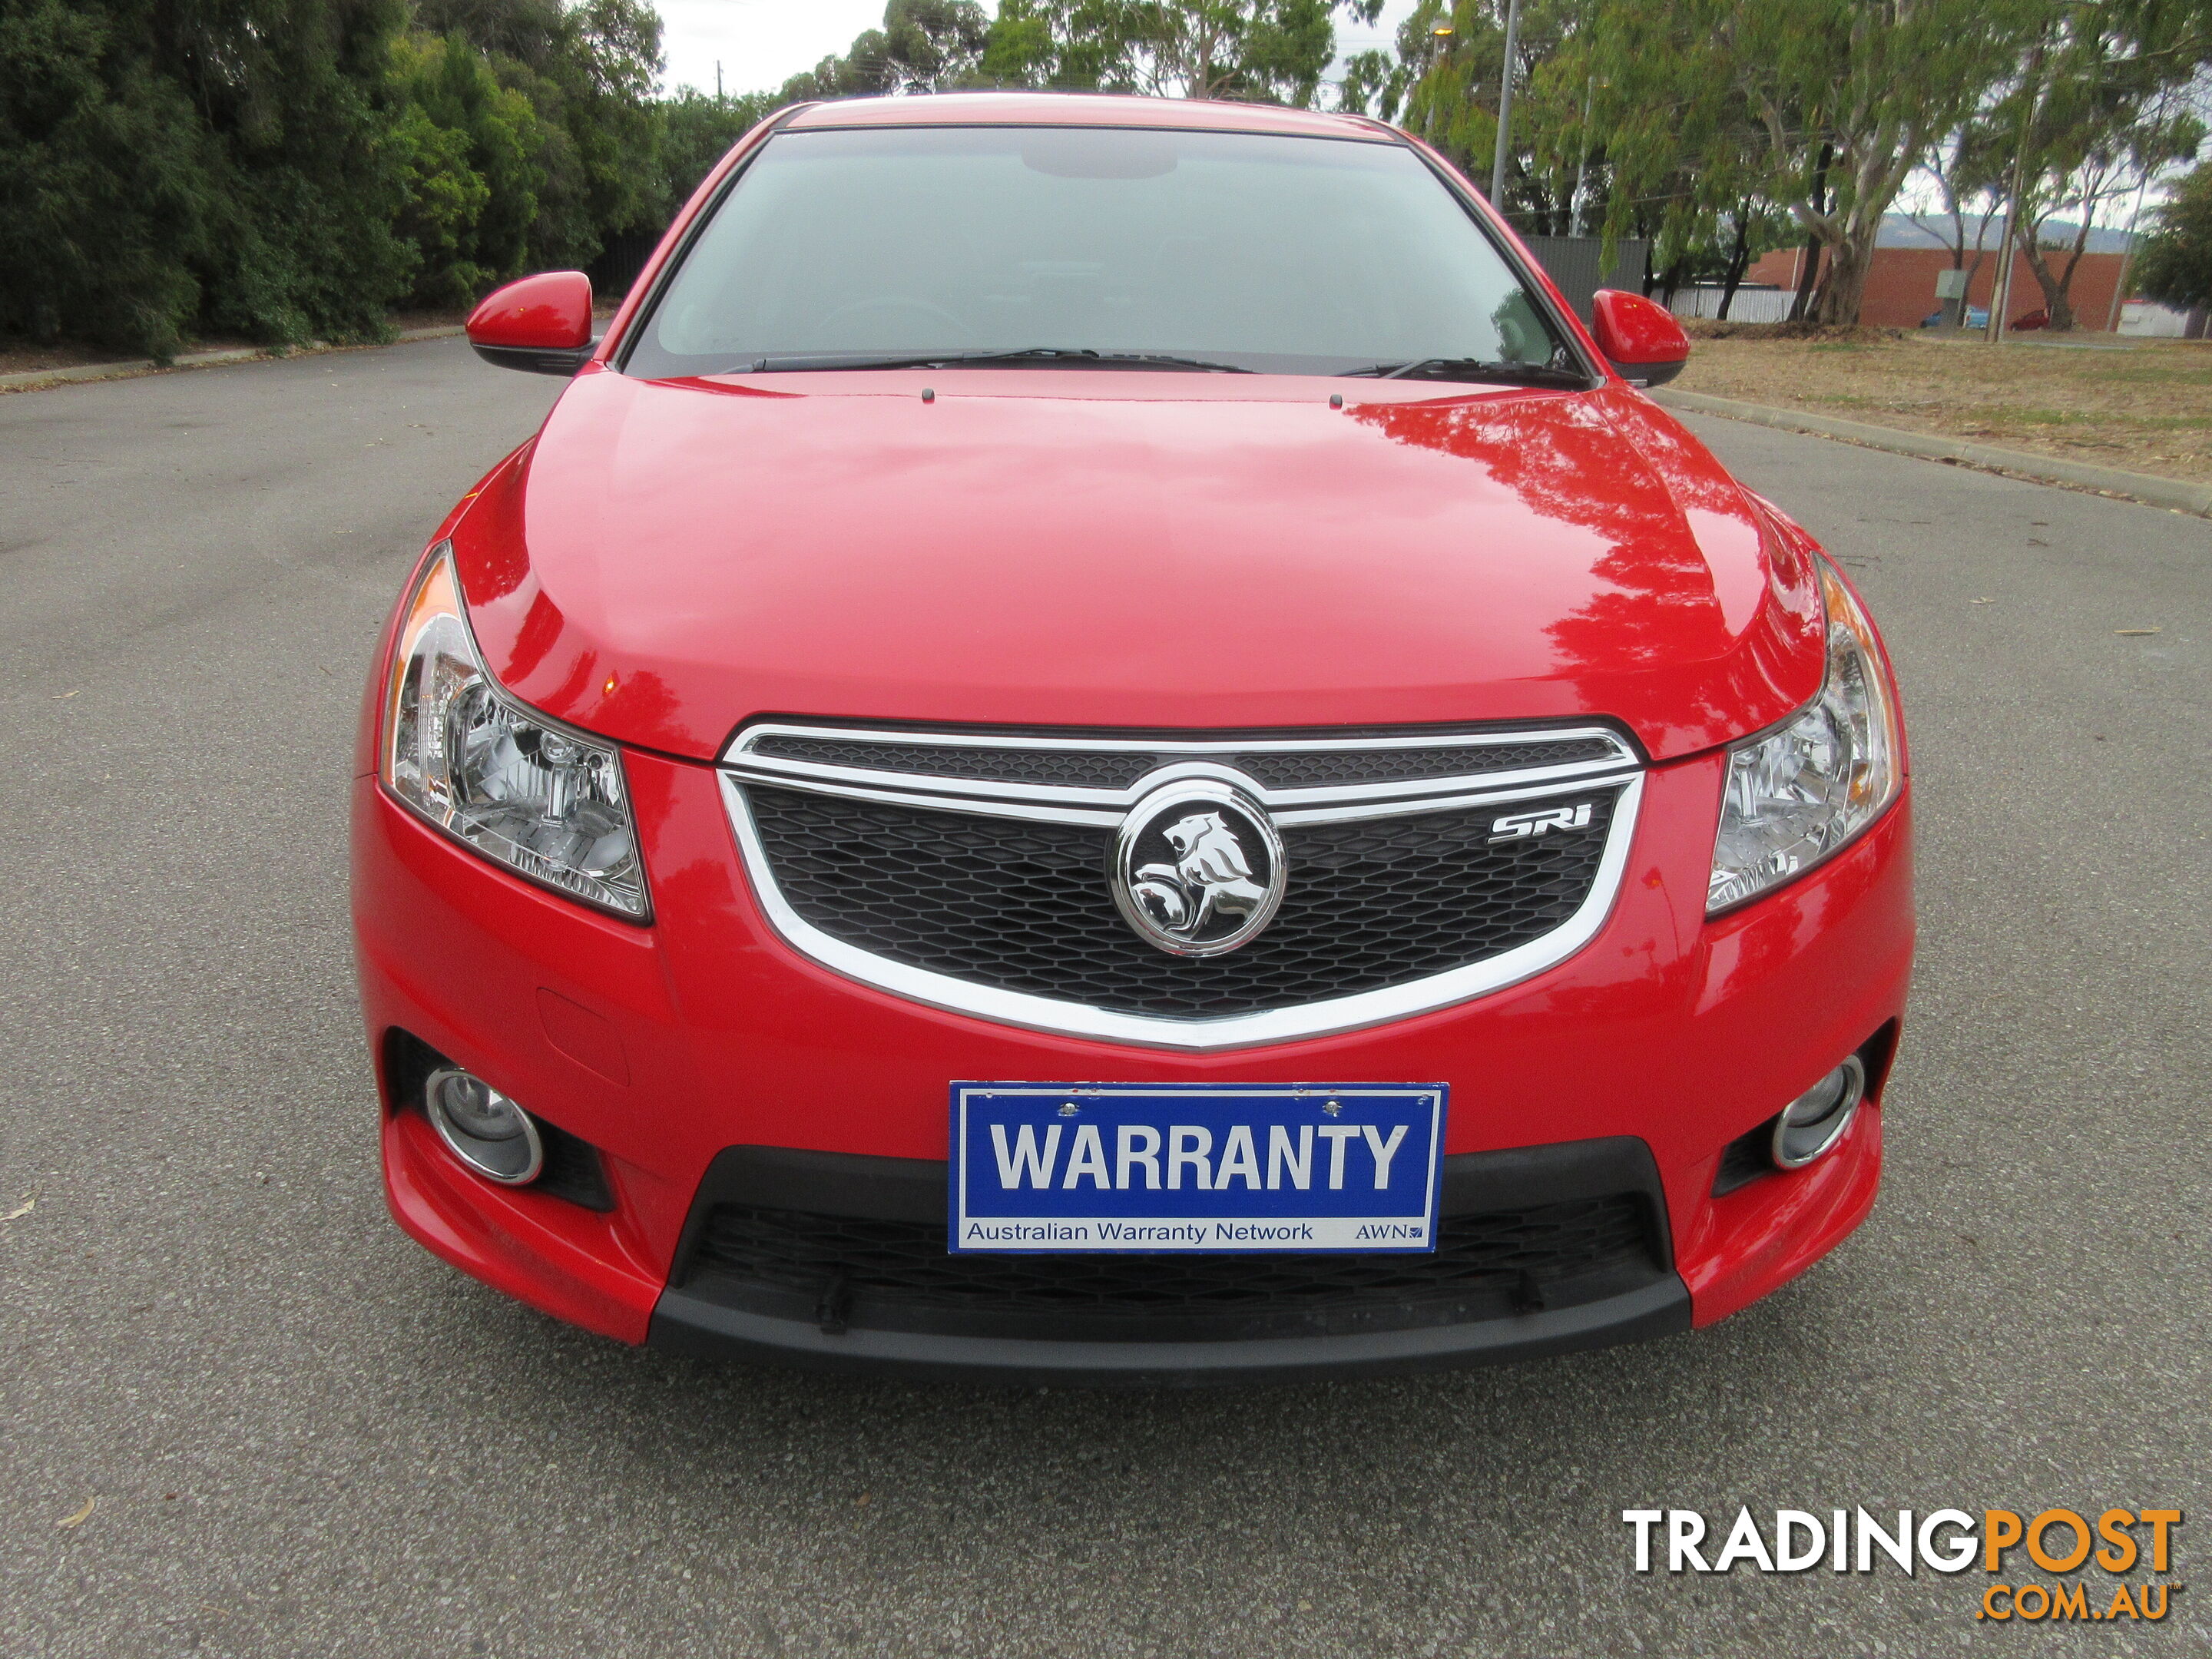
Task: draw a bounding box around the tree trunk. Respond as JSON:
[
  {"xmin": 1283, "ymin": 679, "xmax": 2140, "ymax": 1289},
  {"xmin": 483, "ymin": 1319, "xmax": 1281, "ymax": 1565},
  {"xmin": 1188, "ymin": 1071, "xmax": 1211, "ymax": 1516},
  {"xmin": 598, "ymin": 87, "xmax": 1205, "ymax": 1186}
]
[
  {"xmin": 1789, "ymin": 237, "xmax": 1822, "ymax": 322},
  {"xmin": 2017, "ymin": 232, "xmax": 2076, "ymax": 332},
  {"xmin": 2048, "ymin": 216, "xmax": 2099, "ymax": 332},
  {"xmin": 1811, "ymin": 224, "xmax": 1877, "ymax": 326},
  {"xmin": 1789, "ymin": 144, "xmax": 1833, "ymax": 323},
  {"xmin": 1717, "ymin": 204, "xmax": 1753, "ymax": 321}
]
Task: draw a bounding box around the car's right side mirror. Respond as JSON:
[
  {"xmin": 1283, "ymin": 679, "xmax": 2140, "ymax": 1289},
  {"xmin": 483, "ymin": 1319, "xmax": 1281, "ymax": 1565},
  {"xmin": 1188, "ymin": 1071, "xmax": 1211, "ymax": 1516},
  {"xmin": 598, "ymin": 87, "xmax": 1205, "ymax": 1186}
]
[
  {"xmin": 1590, "ymin": 290, "xmax": 1690, "ymax": 388},
  {"xmin": 466, "ymin": 271, "xmax": 596, "ymax": 376}
]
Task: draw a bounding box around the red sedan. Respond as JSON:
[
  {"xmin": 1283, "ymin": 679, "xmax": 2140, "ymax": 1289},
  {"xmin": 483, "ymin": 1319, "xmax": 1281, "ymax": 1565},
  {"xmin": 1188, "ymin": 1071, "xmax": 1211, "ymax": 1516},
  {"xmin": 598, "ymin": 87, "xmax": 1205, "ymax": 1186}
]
[{"xmin": 353, "ymin": 94, "xmax": 1912, "ymax": 1382}]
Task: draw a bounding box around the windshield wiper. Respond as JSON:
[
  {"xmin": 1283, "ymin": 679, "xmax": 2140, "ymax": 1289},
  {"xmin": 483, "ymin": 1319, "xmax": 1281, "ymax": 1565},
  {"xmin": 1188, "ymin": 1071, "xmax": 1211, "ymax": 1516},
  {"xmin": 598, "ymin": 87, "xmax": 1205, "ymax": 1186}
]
[
  {"xmin": 740, "ymin": 347, "xmax": 1253, "ymax": 374},
  {"xmin": 1337, "ymin": 358, "xmax": 1592, "ymax": 389},
  {"xmin": 969, "ymin": 349, "xmax": 1255, "ymax": 373}
]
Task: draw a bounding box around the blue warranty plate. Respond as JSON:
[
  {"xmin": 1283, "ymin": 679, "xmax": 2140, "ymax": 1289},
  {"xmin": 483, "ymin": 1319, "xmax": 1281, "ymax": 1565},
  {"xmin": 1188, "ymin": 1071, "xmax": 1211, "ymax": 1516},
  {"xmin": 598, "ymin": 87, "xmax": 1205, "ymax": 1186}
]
[{"xmin": 950, "ymin": 1082, "xmax": 1446, "ymax": 1254}]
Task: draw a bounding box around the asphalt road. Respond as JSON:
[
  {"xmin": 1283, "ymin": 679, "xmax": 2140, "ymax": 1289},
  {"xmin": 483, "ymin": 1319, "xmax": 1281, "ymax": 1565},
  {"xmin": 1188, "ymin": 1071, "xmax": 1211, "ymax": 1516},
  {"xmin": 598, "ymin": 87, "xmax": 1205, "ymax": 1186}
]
[{"xmin": 2, "ymin": 340, "xmax": 2206, "ymax": 1658}]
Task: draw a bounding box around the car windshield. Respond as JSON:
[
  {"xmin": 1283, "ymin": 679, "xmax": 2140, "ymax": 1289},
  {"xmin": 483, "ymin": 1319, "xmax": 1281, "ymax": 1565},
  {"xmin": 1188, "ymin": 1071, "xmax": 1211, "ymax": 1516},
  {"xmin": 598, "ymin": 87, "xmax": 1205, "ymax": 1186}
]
[{"xmin": 623, "ymin": 124, "xmax": 1583, "ymax": 382}]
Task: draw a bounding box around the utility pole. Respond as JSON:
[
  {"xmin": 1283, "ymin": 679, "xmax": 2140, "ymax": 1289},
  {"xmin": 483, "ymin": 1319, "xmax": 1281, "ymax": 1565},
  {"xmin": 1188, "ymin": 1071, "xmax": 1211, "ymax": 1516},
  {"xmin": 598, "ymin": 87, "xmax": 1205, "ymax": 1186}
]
[
  {"xmin": 716, "ymin": 61, "xmax": 723, "ymax": 101},
  {"xmin": 1426, "ymin": 24, "xmax": 1453, "ymax": 146},
  {"xmin": 1988, "ymin": 199, "xmax": 2019, "ymax": 343},
  {"xmin": 1571, "ymin": 74, "xmax": 1594, "ymax": 235},
  {"xmin": 1491, "ymin": 0, "xmax": 1524, "ymax": 209},
  {"xmin": 1988, "ymin": 36, "xmax": 2046, "ymax": 344},
  {"xmin": 1988, "ymin": 161, "xmax": 2025, "ymax": 343}
]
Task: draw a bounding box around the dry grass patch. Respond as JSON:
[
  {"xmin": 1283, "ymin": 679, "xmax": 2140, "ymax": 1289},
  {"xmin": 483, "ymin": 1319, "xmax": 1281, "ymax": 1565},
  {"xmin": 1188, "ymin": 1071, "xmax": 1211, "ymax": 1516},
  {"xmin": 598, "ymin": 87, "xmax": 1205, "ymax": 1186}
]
[{"xmin": 1671, "ymin": 329, "xmax": 2212, "ymax": 485}]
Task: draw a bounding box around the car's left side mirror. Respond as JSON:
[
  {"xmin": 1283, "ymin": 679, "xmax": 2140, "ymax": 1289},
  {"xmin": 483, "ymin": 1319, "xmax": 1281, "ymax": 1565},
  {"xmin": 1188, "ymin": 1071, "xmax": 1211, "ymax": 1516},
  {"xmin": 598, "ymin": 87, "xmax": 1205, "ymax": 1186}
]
[
  {"xmin": 466, "ymin": 271, "xmax": 596, "ymax": 376},
  {"xmin": 1589, "ymin": 290, "xmax": 1690, "ymax": 388}
]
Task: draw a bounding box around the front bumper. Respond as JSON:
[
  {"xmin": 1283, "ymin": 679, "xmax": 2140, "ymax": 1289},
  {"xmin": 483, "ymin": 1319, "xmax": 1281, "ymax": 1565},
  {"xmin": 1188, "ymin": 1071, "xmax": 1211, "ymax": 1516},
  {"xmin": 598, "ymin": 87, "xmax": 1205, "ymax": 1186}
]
[{"xmin": 353, "ymin": 743, "xmax": 1912, "ymax": 1379}]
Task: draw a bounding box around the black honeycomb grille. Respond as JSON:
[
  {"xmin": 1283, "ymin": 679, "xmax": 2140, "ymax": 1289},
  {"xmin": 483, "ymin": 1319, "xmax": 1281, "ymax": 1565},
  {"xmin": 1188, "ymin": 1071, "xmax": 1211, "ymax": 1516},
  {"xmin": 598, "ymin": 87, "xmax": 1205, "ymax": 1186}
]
[
  {"xmin": 1233, "ymin": 738, "xmax": 1620, "ymax": 788},
  {"xmin": 690, "ymin": 1195, "xmax": 1657, "ymax": 1329},
  {"xmin": 742, "ymin": 784, "xmax": 1618, "ymax": 1017},
  {"xmin": 749, "ymin": 735, "xmax": 1147, "ymax": 789},
  {"xmin": 744, "ymin": 733, "xmax": 1624, "ymax": 792}
]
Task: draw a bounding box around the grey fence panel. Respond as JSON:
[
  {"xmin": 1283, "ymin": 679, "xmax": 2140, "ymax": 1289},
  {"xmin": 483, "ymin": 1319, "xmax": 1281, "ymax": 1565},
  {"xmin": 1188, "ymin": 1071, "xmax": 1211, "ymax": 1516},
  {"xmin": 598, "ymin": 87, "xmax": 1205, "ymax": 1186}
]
[
  {"xmin": 1671, "ymin": 285, "xmax": 1792, "ymax": 323},
  {"xmin": 1519, "ymin": 237, "xmax": 1649, "ymax": 321},
  {"xmin": 588, "ymin": 230, "xmax": 664, "ymax": 303}
]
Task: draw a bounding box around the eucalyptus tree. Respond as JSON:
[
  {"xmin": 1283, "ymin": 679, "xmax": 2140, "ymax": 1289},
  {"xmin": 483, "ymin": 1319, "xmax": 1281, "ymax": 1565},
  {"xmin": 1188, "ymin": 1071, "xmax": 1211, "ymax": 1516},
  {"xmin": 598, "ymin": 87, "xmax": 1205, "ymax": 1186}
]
[
  {"xmin": 1524, "ymin": 3, "xmax": 1791, "ymax": 296},
  {"xmin": 1981, "ymin": 0, "xmax": 2209, "ymax": 329},
  {"xmin": 883, "ymin": 0, "xmax": 995, "ymax": 89},
  {"xmin": 1907, "ymin": 121, "xmax": 2008, "ymax": 300},
  {"xmin": 1337, "ymin": 46, "xmax": 1407, "ymax": 117},
  {"xmin": 782, "ymin": 0, "xmax": 992, "ymax": 98},
  {"xmin": 1391, "ymin": 0, "xmax": 1589, "ymax": 224},
  {"xmin": 981, "ymin": 0, "xmax": 1383, "ymax": 106},
  {"xmin": 1393, "ymin": 0, "xmax": 1506, "ymax": 171},
  {"xmin": 1565, "ymin": 0, "xmax": 2042, "ymax": 324}
]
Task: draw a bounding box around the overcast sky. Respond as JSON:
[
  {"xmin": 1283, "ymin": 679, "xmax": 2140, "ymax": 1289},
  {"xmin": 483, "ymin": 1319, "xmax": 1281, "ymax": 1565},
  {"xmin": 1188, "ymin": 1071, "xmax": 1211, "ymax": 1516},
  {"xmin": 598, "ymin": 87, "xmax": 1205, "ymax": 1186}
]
[{"xmin": 656, "ymin": 0, "xmax": 1420, "ymax": 99}]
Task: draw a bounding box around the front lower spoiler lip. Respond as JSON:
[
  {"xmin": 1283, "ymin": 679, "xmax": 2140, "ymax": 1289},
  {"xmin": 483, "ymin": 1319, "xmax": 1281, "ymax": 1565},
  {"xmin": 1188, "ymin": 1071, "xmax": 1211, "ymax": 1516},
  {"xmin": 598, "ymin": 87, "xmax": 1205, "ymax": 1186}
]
[{"xmin": 647, "ymin": 1275, "xmax": 1690, "ymax": 1388}]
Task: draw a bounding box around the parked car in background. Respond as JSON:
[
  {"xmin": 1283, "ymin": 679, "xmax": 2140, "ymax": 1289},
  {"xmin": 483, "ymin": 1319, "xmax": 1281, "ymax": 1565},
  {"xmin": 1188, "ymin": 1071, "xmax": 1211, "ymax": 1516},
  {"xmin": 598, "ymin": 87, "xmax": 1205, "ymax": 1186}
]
[
  {"xmin": 1920, "ymin": 306, "xmax": 1991, "ymax": 329},
  {"xmin": 354, "ymin": 93, "xmax": 1913, "ymax": 1383}
]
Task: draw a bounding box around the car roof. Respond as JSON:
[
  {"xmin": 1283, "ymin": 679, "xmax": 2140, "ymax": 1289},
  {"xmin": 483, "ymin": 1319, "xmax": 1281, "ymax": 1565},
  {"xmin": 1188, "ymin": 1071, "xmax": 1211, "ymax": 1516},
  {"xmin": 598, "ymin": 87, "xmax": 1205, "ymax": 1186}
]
[{"xmin": 783, "ymin": 92, "xmax": 1399, "ymax": 144}]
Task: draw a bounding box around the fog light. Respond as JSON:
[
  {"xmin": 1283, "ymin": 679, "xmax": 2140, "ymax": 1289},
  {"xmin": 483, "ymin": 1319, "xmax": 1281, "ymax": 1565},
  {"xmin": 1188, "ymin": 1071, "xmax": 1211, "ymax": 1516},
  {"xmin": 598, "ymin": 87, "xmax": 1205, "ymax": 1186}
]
[
  {"xmin": 1771, "ymin": 1055, "xmax": 1866, "ymax": 1171},
  {"xmin": 425, "ymin": 1065, "xmax": 544, "ymax": 1184}
]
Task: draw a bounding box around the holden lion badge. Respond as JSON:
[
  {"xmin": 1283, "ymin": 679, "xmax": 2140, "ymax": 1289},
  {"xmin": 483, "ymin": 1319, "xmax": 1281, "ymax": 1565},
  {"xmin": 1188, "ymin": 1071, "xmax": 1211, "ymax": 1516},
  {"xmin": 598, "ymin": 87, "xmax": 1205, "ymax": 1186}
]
[{"xmin": 1110, "ymin": 780, "xmax": 1286, "ymax": 956}]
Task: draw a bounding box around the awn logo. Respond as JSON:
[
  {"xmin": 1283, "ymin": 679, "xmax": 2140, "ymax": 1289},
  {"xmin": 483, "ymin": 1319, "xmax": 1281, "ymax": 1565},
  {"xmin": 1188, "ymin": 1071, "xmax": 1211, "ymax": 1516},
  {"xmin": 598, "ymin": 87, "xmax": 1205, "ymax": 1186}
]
[{"xmin": 1623, "ymin": 1505, "xmax": 2186, "ymax": 1625}]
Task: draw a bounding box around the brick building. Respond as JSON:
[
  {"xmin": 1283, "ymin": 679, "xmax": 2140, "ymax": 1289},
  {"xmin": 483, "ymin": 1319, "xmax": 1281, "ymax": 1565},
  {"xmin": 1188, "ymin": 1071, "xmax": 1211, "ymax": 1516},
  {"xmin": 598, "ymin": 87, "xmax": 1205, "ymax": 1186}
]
[{"xmin": 1743, "ymin": 244, "xmax": 2131, "ymax": 330}]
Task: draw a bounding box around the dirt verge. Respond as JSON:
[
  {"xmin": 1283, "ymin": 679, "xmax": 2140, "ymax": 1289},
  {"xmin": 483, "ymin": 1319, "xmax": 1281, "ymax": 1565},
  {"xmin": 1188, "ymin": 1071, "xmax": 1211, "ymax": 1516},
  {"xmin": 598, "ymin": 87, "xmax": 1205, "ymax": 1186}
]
[{"xmin": 1672, "ymin": 330, "xmax": 2212, "ymax": 485}]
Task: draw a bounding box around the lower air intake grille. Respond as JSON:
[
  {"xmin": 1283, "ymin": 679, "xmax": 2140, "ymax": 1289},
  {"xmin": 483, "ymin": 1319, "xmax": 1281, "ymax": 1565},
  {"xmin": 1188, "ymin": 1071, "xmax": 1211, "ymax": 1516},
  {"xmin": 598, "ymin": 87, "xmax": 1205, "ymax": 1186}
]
[
  {"xmin": 687, "ymin": 1194, "xmax": 1660, "ymax": 1341},
  {"xmin": 740, "ymin": 784, "xmax": 1618, "ymax": 1018}
]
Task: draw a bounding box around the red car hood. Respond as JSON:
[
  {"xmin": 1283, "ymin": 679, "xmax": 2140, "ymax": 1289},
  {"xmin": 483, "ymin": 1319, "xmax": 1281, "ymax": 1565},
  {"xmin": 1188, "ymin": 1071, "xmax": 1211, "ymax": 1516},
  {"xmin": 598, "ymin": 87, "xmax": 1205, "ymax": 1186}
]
[{"xmin": 448, "ymin": 368, "xmax": 1823, "ymax": 763}]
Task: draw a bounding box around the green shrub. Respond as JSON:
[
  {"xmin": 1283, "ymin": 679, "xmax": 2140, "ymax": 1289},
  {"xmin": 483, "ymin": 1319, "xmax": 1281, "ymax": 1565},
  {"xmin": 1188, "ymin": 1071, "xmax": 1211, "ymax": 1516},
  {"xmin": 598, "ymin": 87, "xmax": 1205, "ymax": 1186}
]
[{"xmin": 2133, "ymin": 164, "xmax": 2212, "ymax": 317}]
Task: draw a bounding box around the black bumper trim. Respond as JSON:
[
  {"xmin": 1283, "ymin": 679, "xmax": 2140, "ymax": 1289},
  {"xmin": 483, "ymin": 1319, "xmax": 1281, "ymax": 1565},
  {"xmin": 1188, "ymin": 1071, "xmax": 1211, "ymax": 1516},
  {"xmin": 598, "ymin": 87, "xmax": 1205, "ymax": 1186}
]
[
  {"xmin": 666, "ymin": 1135, "xmax": 1673, "ymax": 1285},
  {"xmin": 650, "ymin": 1136, "xmax": 1684, "ymax": 1383},
  {"xmin": 648, "ymin": 1273, "xmax": 1690, "ymax": 1386}
]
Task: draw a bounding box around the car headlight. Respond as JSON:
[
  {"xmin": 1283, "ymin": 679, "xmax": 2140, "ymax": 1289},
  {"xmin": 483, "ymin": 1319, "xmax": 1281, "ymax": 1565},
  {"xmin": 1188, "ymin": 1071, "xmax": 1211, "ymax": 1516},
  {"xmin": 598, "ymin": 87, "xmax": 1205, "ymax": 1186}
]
[
  {"xmin": 380, "ymin": 544, "xmax": 649, "ymax": 919},
  {"xmin": 1707, "ymin": 559, "xmax": 1902, "ymax": 914}
]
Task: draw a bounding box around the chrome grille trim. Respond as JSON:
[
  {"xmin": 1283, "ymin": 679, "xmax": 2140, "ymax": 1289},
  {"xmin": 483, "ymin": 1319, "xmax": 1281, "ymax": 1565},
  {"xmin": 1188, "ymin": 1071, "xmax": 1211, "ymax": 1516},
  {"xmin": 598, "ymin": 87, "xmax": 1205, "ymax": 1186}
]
[
  {"xmin": 723, "ymin": 720, "xmax": 1639, "ymax": 809},
  {"xmin": 717, "ymin": 722, "xmax": 1644, "ymax": 1051}
]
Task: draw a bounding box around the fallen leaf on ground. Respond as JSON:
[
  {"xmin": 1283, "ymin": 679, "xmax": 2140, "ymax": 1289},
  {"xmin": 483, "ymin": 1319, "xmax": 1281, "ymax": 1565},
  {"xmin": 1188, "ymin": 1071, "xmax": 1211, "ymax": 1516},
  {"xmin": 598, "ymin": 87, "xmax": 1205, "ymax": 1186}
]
[
  {"xmin": 2, "ymin": 1197, "xmax": 32, "ymax": 1221},
  {"xmin": 51, "ymin": 690, "xmax": 78, "ymax": 700},
  {"xmin": 2115, "ymin": 628, "xmax": 2161, "ymax": 636},
  {"xmin": 58, "ymin": 1496, "xmax": 96, "ymax": 1529}
]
